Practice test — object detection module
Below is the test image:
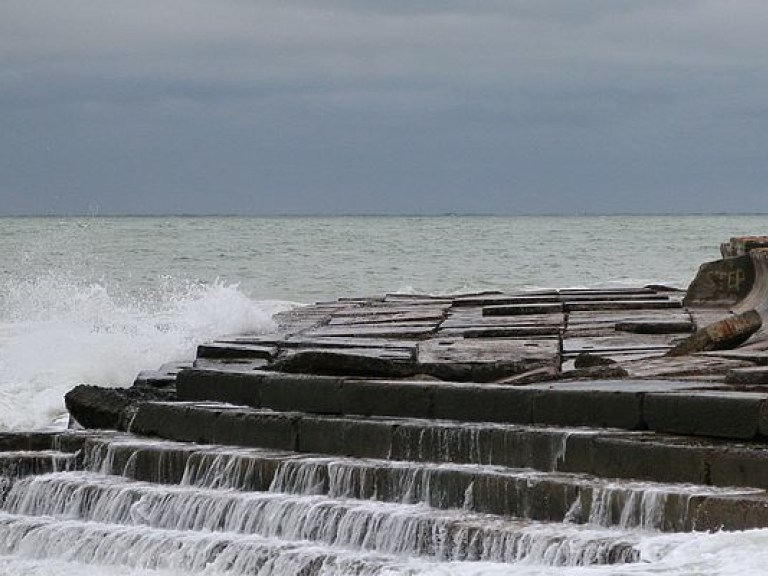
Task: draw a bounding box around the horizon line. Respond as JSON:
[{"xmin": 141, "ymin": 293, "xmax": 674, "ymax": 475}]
[{"xmin": 2, "ymin": 211, "xmax": 768, "ymax": 218}]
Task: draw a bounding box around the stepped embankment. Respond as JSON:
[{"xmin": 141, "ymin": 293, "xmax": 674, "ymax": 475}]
[{"xmin": 4, "ymin": 237, "xmax": 768, "ymax": 573}]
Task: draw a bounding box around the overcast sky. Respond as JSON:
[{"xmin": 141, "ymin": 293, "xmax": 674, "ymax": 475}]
[{"xmin": 2, "ymin": 1, "xmax": 767, "ymax": 215}]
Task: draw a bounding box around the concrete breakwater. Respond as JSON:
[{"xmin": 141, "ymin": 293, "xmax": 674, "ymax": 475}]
[{"xmin": 3, "ymin": 238, "xmax": 768, "ymax": 574}]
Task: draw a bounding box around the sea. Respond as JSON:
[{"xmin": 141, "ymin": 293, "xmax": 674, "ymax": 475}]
[{"xmin": 2, "ymin": 213, "xmax": 768, "ymax": 576}]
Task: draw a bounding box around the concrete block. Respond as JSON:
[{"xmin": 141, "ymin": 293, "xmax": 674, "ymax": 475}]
[
  {"xmin": 0, "ymin": 432, "xmax": 58, "ymax": 452},
  {"xmin": 529, "ymin": 383, "xmax": 645, "ymax": 429},
  {"xmin": 691, "ymin": 494, "xmax": 768, "ymax": 531},
  {"xmin": 590, "ymin": 436, "xmax": 709, "ymax": 485},
  {"xmin": 566, "ymin": 300, "xmax": 682, "ymax": 312},
  {"xmin": 298, "ymin": 416, "xmax": 394, "ymax": 459},
  {"xmin": 212, "ymin": 409, "xmax": 299, "ymax": 450},
  {"xmin": 176, "ymin": 369, "xmax": 267, "ymax": 407},
  {"xmin": 261, "ymin": 373, "xmax": 344, "ymax": 414},
  {"xmin": 726, "ymin": 367, "xmax": 768, "ymax": 385},
  {"xmin": 483, "ymin": 303, "xmax": 563, "ymax": 316},
  {"xmin": 644, "ymin": 391, "xmax": 768, "ymax": 439},
  {"xmin": 131, "ymin": 402, "xmax": 219, "ymax": 443},
  {"xmin": 708, "ymin": 446, "xmax": 768, "ymax": 489},
  {"xmin": 432, "ymin": 384, "xmax": 532, "ymax": 423},
  {"xmin": 196, "ymin": 343, "xmax": 277, "ymax": 360},
  {"xmin": 340, "ymin": 379, "xmax": 435, "ymax": 419}
]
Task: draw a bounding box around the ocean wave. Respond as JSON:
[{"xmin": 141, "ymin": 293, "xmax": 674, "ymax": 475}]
[{"xmin": 0, "ymin": 275, "xmax": 293, "ymax": 431}]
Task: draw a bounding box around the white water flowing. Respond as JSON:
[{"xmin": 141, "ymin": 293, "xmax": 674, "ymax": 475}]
[
  {"xmin": 0, "ymin": 432, "xmax": 765, "ymax": 575},
  {"xmin": 0, "ymin": 275, "xmax": 292, "ymax": 429}
]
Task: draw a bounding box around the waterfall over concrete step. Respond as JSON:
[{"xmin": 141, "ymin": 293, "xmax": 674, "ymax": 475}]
[
  {"xmin": 1, "ymin": 429, "xmax": 767, "ymax": 575},
  {"xmin": 0, "ymin": 433, "xmax": 656, "ymax": 573}
]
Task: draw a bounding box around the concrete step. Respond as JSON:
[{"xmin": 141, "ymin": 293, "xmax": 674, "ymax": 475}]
[
  {"xmin": 6, "ymin": 471, "xmax": 642, "ymax": 565},
  {"xmin": 78, "ymin": 435, "xmax": 768, "ymax": 532},
  {"xmin": 131, "ymin": 401, "xmax": 768, "ymax": 491},
  {"xmin": 176, "ymin": 369, "xmax": 768, "ymax": 441}
]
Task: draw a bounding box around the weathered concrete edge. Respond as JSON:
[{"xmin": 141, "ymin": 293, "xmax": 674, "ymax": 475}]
[
  {"xmin": 176, "ymin": 368, "xmax": 765, "ymax": 440},
  {"xmin": 130, "ymin": 401, "xmax": 768, "ymax": 492}
]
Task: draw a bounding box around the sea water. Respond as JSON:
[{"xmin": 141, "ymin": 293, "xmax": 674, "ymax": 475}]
[{"xmin": 2, "ymin": 214, "xmax": 768, "ymax": 576}]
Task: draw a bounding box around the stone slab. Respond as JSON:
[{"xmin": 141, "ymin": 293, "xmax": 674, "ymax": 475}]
[
  {"xmin": 437, "ymin": 326, "xmax": 563, "ymax": 339},
  {"xmin": 529, "ymin": 386, "xmax": 645, "ymax": 429},
  {"xmin": 562, "ymin": 334, "xmax": 677, "ymax": 355},
  {"xmin": 340, "ymin": 379, "xmax": 435, "ymax": 419},
  {"xmin": 133, "ymin": 370, "xmax": 177, "ymax": 388},
  {"xmin": 565, "ymin": 300, "xmax": 683, "ymax": 312},
  {"xmin": 261, "ymin": 373, "xmax": 345, "ymax": 414},
  {"xmin": 381, "ymin": 297, "xmax": 453, "ymax": 307},
  {"xmin": 588, "ymin": 435, "xmax": 711, "ymax": 485},
  {"xmin": 332, "ymin": 304, "xmax": 448, "ymax": 317},
  {"xmin": 562, "ymin": 293, "xmax": 674, "ymax": 302},
  {"xmin": 176, "ymin": 368, "xmax": 267, "ymax": 407},
  {"xmin": 526, "ymin": 380, "xmax": 723, "ymax": 430},
  {"xmin": 452, "ymin": 294, "xmax": 559, "ymax": 307},
  {"xmin": 129, "ymin": 399, "xmax": 768, "ymax": 493},
  {"xmin": 328, "ymin": 311, "xmax": 446, "ymax": 326},
  {"xmin": 442, "ymin": 319, "xmax": 564, "ymax": 331},
  {"xmin": 483, "ymin": 303, "xmax": 564, "ymax": 316},
  {"xmin": 192, "ymin": 358, "xmax": 269, "ymax": 372},
  {"xmin": 283, "ymin": 336, "xmax": 418, "ymax": 351},
  {"xmin": 525, "ymin": 380, "xmax": 726, "ymax": 393},
  {"xmin": 279, "ymin": 346, "xmax": 414, "ymax": 362},
  {"xmin": 132, "ymin": 402, "xmax": 300, "ymax": 449},
  {"xmin": 210, "ymin": 409, "xmax": 299, "ymax": 450},
  {"xmin": 271, "ymin": 348, "xmax": 415, "ymax": 377},
  {"xmin": 298, "ymin": 416, "xmax": 395, "ymax": 459},
  {"xmin": 418, "ymin": 337, "xmax": 560, "ymax": 381},
  {"xmin": 568, "ymin": 310, "xmax": 692, "ymax": 324},
  {"xmin": 0, "ymin": 432, "xmax": 62, "ymax": 452},
  {"xmin": 302, "ymin": 323, "xmax": 438, "ymax": 339},
  {"xmin": 197, "ymin": 343, "xmax": 278, "ymax": 360},
  {"xmin": 614, "ymin": 321, "xmax": 695, "ymax": 334},
  {"xmin": 726, "ymin": 367, "xmax": 768, "ymax": 385},
  {"xmin": 559, "ymin": 288, "xmax": 657, "ymax": 296},
  {"xmin": 622, "ymin": 356, "xmax": 755, "ymax": 379},
  {"xmin": 440, "ymin": 309, "xmax": 564, "ymax": 337},
  {"xmin": 691, "ymin": 494, "xmax": 768, "ymax": 531},
  {"xmin": 698, "ymin": 351, "xmax": 768, "ymax": 365},
  {"xmin": 419, "ymin": 338, "xmax": 559, "ymax": 364},
  {"xmin": 432, "ymin": 384, "xmax": 532, "ymax": 423},
  {"xmin": 740, "ymin": 338, "xmax": 768, "ymax": 352},
  {"xmin": 644, "ymin": 391, "xmax": 768, "ymax": 439}
]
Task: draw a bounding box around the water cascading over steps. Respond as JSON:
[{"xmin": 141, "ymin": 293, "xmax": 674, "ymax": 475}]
[{"xmin": 0, "ymin": 425, "xmax": 764, "ymax": 576}]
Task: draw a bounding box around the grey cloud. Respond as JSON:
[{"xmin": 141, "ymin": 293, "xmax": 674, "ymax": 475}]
[{"xmin": 1, "ymin": 1, "xmax": 767, "ymax": 215}]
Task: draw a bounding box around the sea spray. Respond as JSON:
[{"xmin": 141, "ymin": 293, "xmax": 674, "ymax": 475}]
[{"xmin": 0, "ymin": 274, "xmax": 294, "ymax": 430}]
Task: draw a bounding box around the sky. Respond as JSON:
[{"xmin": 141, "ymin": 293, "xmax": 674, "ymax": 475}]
[{"xmin": 1, "ymin": 1, "xmax": 767, "ymax": 215}]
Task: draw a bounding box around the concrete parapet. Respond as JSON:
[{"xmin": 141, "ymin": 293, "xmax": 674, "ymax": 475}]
[
  {"xmin": 684, "ymin": 255, "xmax": 755, "ymax": 308},
  {"xmin": 720, "ymin": 236, "xmax": 768, "ymax": 258}
]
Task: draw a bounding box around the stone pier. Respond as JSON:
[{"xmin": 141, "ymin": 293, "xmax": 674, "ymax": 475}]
[{"xmin": 4, "ymin": 238, "xmax": 768, "ymax": 572}]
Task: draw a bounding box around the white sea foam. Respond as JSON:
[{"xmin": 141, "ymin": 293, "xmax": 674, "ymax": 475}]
[
  {"xmin": 0, "ymin": 274, "xmax": 294, "ymax": 430},
  {"xmin": 412, "ymin": 529, "xmax": 768, "ymax": 576}
]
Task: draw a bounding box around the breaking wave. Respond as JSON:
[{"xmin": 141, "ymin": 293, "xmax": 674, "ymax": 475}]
[{"xmin": 0, "ymin": 275, "xmax": 294, "ymax": 430}]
